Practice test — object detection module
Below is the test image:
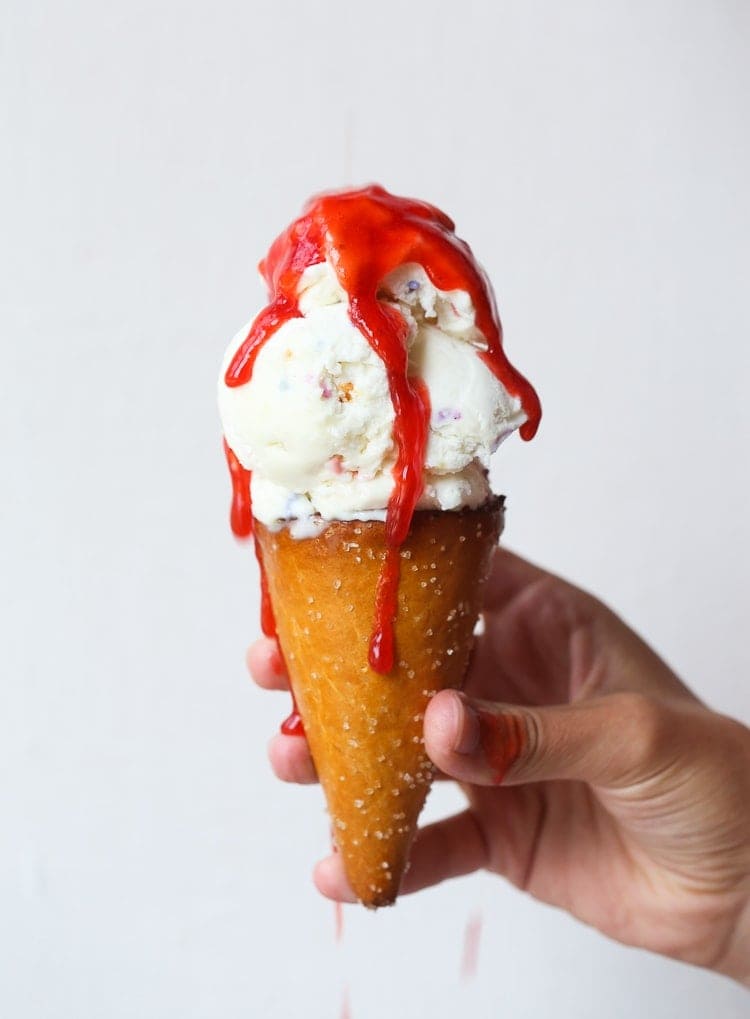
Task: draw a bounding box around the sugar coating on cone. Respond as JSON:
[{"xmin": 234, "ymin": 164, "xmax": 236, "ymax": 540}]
[{"xmin": 255, "ymin": 503, "xmax": 503, "ymax": 907}]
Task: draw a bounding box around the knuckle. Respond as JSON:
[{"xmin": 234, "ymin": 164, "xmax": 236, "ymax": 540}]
[
  {"xmin": 706, "ymin": 714, "xmax": 750, "ymax": 779},
  {"xmin": 514, "ymin": 576, "xmax": 563, "ymax": 622},
  {"xmin": 517, "ymin": 575, "xmax": 600, "ymax": 630},
  {"xmin": 517, "ymin": 708, "xmax": 543, "ymax": 774},
  {"xmin": 609, "ymin": 691, "xmax": 671, "ymax": 766}
]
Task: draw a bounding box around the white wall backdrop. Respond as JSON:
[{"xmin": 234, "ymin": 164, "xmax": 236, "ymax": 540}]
[{"xmin": 2, "ymin": 1, "xmax": 748, "ymax": 1016}]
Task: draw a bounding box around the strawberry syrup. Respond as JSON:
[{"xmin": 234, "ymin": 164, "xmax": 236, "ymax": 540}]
[{"xmin": 479, "ymin": 710, "xmax": 527, "ymax": 783}]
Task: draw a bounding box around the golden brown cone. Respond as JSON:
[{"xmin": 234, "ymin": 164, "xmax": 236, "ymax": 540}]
[{"xmin": 255, "ymin": 502, "xmax": 503, "ymax": 907}]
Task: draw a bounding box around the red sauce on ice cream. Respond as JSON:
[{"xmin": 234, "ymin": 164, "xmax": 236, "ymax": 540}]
[
  {"xmin": 223, "ymin": 185, "xmax": 541, "ymax": 679},
  {"xmin": 224, "ymin": 440, "xmax": 277, "ymax": 638},
  {"xmin": 223, "ymin": 439, "xmax": 252, "ymax": 540}
]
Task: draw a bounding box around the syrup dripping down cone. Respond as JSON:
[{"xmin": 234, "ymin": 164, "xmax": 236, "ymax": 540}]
[{"xmin": 255, "ymin": 502, "xmax": 503, "ymax": 907}]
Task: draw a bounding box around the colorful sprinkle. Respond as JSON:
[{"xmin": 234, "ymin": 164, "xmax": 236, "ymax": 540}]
[{"xmin": 436, "ymin": 407, "xmax": 462, "ymax": 423}]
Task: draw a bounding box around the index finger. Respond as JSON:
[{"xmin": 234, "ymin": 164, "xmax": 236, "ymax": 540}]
[{"xmin": 246, "ymin": 638, "xmax": 290, "ymax": 691}]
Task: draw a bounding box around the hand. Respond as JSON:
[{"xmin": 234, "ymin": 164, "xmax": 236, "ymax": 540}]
[{"xmin": 247, "ymin": 548, "xmax": 750, "ymax": 984}]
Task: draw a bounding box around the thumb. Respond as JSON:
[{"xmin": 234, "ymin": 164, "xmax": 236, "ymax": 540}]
[{"xmin": 424, "ymin": 689, "xmax": 674, "ymax": 789}]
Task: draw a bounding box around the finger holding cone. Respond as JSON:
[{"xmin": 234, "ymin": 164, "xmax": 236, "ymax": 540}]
[{"xmin": 255, "ymin": 501, "xmax": 503, "ymax": 907}]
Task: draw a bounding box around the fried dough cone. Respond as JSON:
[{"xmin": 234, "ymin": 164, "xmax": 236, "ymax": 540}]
[{"xmin": 255, "ymin": 502, "xmax": 503, "ymax": 907}]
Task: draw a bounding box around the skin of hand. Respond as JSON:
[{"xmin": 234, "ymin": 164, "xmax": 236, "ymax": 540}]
[{"xmin": 247, "ymin": 548, "xmax": 750, "ymax": 985}]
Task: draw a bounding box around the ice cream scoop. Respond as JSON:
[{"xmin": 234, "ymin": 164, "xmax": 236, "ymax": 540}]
[{"xmin": 219, "ymin": 260, "xmax": 528, "ymax": 534}]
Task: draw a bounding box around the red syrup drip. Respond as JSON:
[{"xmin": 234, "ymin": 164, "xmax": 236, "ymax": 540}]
[
  {"xmin": 223, "ymin": 186, "xmax": 541, "ymax": 674},
  {"xmin": 368, "ymin": 545, "xmax": 401, "ymax": 672},
  {"xmin": 280, "ymin": 691, "xmax": 304, "ymax": 736},
  {"xmin": 254, "ymin": 538, "xmax": 276, "ymax": 638},
  {"xmin": 478, "ymin": 710, "xmax": 527, "ymax": 784},
  {"xmin": 460, "ymin": 911, "xmax": 483, "ymax": 981},
  {"xmin": 224, "ymin": 441, "xmax": 278, "ymax": 636},
  {"xmin": 225, "ymin": 440, "xmax": 294, "ymax": 727},
  {"xmin": 274, "ymin": 643, "xmax": 303, "ymax": 737},
  {"xmin": 223, "ymin": 439, "xmax": 252, "ymax": 539}
]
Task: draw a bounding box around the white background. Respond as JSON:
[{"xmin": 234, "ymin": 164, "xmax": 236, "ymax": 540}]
[{"xmin": 2, "ymin": 1, "xmax": 749, "ymax": 1016}]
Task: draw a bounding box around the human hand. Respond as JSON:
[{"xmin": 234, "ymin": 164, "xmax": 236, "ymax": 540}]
[{"xmin": 247, "ymin": 548, "xmax": 750, "ymax": 984}]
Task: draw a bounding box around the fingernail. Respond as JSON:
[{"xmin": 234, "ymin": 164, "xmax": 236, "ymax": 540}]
[{"xmin": 450, "ymin": 693, "xmax": 481, "ymax": 755}]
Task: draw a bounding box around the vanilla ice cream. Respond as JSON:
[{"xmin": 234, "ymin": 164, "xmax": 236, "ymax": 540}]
[{"xmin": 218, "ymin": 260, "xmax": 527, "ymax": 536}]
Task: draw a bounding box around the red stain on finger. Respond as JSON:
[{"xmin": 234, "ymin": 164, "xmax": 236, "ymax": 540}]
[{"xmin": 478, "ymin": 710, "xmax": 526, "ymax": 783}]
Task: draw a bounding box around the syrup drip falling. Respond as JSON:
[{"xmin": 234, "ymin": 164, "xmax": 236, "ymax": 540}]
[
  {"xmin": 280, "ymin": 692, "xmax": 304, "ymax": 736},
  {"xmin": 223, "ymin": 439, "xmax": 252, "ymax": 539},
  {"xmin": 223, "ymin": 185, "xmax": 541, "ymax": 676},
  {"xmin": 225, "ymin": 441, "xmax": 301, "ymax": 733},
  {"xmin": 460, "ymin": 911, "xmax": 483, "ymax": 981},
  {"xmin": 224, "ymin": 441, "xmax": 276, "ymax": 636}
]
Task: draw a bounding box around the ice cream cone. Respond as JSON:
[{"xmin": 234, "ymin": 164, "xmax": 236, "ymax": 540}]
[{"xmin": 255, "ymin": 501, "xmax": 503, "ymax": 907}]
